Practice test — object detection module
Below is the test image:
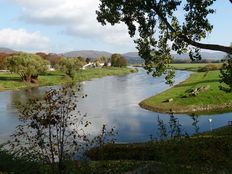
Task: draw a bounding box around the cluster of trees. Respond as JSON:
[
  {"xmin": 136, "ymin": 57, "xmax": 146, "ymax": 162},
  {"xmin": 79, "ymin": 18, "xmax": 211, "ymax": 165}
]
[
  {"xmin": 1, "ymin": 51, "xmax": 130, "ymax": 84},
  {"xmin": 110, "ymin": 54, "xmax": 128, "ymax": 67},
  {"xmin": 1, "ymin": 52, "xmax": 89, "ymax": 82},
  {"xmin": 36, "ymin": 52, "xmax": 62, "ymax": 68}
]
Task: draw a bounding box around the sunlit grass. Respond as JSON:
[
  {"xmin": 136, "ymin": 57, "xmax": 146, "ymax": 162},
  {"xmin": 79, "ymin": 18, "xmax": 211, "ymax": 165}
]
[
  {"xmin": 171, "ymin": 63, "xmax": 222, "ymax": 71},
  {"xmin": 140, "ymin": 70, "xmax": 232, "ymax": 114}
]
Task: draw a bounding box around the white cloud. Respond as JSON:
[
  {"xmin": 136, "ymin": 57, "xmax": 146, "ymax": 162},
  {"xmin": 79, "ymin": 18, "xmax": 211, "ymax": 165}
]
[
  {"xmin": 13, "ymin": 0, "xmax": 136, "ymax": 50},
  {"xmin": 0, "ymin": 28, "xmax": 50, "ymax": 51}
]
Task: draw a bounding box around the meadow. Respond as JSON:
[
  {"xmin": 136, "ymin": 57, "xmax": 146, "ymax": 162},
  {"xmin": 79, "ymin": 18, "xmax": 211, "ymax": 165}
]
[{"xmin": 140, "ymin": 63, "xmax": 232, "ymax": 114}]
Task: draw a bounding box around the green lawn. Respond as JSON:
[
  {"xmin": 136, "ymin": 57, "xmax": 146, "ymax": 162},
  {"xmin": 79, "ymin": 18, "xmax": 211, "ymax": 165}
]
[
  {"xmin": 140, "ymin": 70, "xmax": 232, "ymax": 114},
  {"xmin": 0, "ymin": 67, "xmax": 136, "ymax": 91},
  {"xmin": 171, "ymin": 63, "xmax": 222, "ymax": 71}
]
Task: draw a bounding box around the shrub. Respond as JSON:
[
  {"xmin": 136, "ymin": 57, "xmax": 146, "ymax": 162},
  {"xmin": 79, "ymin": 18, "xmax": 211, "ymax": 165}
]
[{"xmin": 198, "ymin": 64, "xmax": 221, "ymax": 72}]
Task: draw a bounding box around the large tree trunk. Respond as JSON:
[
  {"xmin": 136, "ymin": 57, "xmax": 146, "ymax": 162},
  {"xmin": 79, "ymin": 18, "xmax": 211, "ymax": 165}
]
[
  {"xmin": 31, "ymin": 75, "xmax": 39, "ymax": 84},
  {"xmin": 23, "ymin": 75, "xmax": 39, "ymax": 84}
]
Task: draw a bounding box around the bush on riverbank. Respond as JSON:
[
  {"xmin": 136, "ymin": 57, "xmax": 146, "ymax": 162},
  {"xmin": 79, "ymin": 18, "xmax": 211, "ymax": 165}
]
[{"xmin": 198, "ymin": 63, "xmax": 222, "ymax": 72}]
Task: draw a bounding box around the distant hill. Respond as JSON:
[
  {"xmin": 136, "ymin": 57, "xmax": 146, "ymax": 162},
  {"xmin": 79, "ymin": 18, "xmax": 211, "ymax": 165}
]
[
  {"xmin": 122, "ymin": 51, "xmax": 226, "ymax": 64},
  {"xmin": 123, "ymin": 51, "xmax": 226, "ymax": 60},
  {"xmin": 123, "ymin": 52, "xmax": 144, "ymax": 64},
  {"xmin": 123, "ymin": 52, "xmax": 139, "ymax": 58},
  {"xmin": 61, "ymin": 50, "xmax": 227, "ymax": 64},
  {"xmin": 63, "ymin": 50, "xmax": 111, "ymax": 58},
  {"xmin": 0, "ymin": 47, "xmax": 16, "ymax": 53}
]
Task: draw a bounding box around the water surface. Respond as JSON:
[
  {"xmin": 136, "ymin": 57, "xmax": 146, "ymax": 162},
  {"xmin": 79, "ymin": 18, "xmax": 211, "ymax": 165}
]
[{"xmin": 1, "ymin": 69, "xmax": 232, "ymax": 143}]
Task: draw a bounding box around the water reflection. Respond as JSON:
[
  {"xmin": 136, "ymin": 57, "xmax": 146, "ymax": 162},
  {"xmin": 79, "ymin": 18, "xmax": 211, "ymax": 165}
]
[
  {"xmin": 10, "ymin": 87, "xmax": 44, "ymax": 107},
  {"xmin": 1, "ymin": 69, "xmax": 232, "ymax": 143}
]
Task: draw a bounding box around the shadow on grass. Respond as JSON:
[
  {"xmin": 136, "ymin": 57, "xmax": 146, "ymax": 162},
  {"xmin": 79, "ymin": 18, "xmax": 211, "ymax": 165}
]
[
  {"xmin": 0, "ymin": 76, "xmax": 21, "ymax": 82},
  {"xmin": 42, "ymin": 73, "xmax": 64, "ymax": 77}
]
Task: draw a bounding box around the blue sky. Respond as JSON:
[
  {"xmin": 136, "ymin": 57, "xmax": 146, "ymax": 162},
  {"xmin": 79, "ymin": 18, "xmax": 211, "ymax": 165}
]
[{"xmin": 0, "ymin": 0, "xmax": 231, "ymax": 54}]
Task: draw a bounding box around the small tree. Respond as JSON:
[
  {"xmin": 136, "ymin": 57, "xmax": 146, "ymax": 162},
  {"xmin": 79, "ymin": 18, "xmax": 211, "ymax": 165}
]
[
  {"xmin": 57, "ymin": 57, "xmax": 85, "ymax": 78},
  {"xmin": 110, "ymin": 54, "xmax": 128, "ymax": 67},
  {"xmin": 6, "ymin": 53, "xmax": 48, "ymax": 83},
  {"xmin": 220, "ymin": 54, "xmax": 232, "ymax": 92},
  {"xmin": 95, "ymin": 56, "xmax": 109, "ymax": 64},
  {"xmin": 8, "ymin": 86, "xmax": 90, "ymax": 174}
]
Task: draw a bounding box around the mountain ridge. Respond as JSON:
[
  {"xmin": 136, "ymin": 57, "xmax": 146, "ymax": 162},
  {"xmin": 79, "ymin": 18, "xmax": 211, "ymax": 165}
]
[
  {"xmin": 0, "ymin": 47, "xmax": 226, "ymax": 61},
  {"xmin": 0, "ymin": 47, "xmax": 16, "ymax": 53}
]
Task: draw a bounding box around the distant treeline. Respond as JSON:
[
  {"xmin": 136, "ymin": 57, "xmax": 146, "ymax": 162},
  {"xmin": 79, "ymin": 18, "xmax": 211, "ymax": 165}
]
[{"xmin": 173, "ymin": 58, "xmax": 221, "ymax": 64}]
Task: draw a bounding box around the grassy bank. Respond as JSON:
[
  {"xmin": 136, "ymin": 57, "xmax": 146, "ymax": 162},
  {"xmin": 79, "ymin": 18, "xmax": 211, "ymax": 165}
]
[
  {"xmin": 2, "ymin": 124, "xmax": 232, "ymax": 174},
  {"xmin": 87, "ymin": 126, "xmax": 232, "ymax": 174},
  {"xmin": 171, "ymin": 63, "xmax": 222, "ymax": 71},
  {"xmin": 0, "ymin": 67, "xmax": 136, "ymax": 91},
  {"xmin": 139, "ymin": 70, "xmax": 232, "ymax": 114}
]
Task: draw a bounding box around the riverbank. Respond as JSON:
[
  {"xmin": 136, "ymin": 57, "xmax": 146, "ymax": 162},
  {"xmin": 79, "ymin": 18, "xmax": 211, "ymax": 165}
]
[
  {"xmin": 2, "ymin": 124, "xmax": 231, "ymax": 174},
  {"xmin": 139, "ymin": 70, "xmax": 232, "ymax": 114},
  {"xmin": 2, "ymin": 124, "xmax": 232, "ymax": 174},
  {"xmin": 86, "ymin": 125, "xmax": 232, "ymax": 173},
  {"xmin": 171, "ymin": 63, "xmax": 221, "ymax": 72},
  {"xmin": 0, "ymin": 67, "xmax": 137, "ymax": 92}
]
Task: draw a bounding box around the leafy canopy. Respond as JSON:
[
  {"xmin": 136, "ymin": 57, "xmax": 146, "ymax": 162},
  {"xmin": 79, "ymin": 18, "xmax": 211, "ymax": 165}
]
[
  {"xmin": 111, "ymin": 54, "xmax": 128, "ymax": 67},
  {"xmin": 97, "ymin": 0, "xmax": 232, "ymax": 84},
  {"xmin": 57, "ymin": 57, "xmax": 85, "ymax": 78},
  {"xmin": 220, "ymin": 54, "xmax": 232, "ymax": 92},
  {"xmin": 6, "ymin": 52, "xmax": 48, "ymax": 82}
]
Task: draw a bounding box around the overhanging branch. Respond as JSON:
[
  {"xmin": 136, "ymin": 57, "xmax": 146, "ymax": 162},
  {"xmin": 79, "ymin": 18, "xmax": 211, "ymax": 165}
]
[{"xmin": 151, "ymin": 1, "xmax": 232, "ymax": 54}]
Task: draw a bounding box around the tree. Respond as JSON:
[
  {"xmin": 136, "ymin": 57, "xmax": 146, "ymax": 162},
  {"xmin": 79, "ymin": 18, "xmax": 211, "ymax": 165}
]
[
  {"xmin": 220, "ymin": 54, "xmax": 232, "ymax": 92},
  {"xmin": 8, "ymin": 86, "xmax": 90, "ymax": 174},
  {"xmin": 95, "ymin": 56, "xmax": 109, "ymax": 64},
  {"xmin": 36, "ymin": 52, "xmax": 62, "ymax": 68},
  {"xmin": 85, "ymin": 58, "xmax": 91, "ymax": 64},
  {"xmin": 0, "ymin": 53, "xmax": 11, "ymax": 70},
  {"xmin": 57, "ymin": 57, "xmax": 85, "ymax": 78},
  {"xmin": 97, "ymin": 0, "xmax": 232, "ymax": 84},
  {"xmin": 110, "ymin": 54, "xmax": 128, "ymax": 67},
  {"xmin": 6, "ymin": 53, "xmax": 48, "ymax": 83}
]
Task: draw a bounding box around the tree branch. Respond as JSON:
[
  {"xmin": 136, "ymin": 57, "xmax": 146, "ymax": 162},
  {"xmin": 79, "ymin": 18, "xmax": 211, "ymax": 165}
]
[{"xmin": 151, "ymin": 1, "xmax": 232, "ymax": 54}]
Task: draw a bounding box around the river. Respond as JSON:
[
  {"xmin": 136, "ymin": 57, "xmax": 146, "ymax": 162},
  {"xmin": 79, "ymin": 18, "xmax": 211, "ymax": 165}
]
[{"xmin": 1, "ymin": 68, "xmax": 232, "ymax": 143}]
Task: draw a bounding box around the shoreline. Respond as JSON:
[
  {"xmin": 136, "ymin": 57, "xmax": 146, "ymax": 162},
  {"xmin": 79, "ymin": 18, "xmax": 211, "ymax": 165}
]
[
  {"xmin": 139, "ymin": 70, "xmax": 232, "ymax": 115},
  {"xmin": 139, "ymin": 100, "xmax": 232, "ymax": 115},
  {"xmin": 0, "ymin": 67, "xmax": 137, "ymax": 92}
]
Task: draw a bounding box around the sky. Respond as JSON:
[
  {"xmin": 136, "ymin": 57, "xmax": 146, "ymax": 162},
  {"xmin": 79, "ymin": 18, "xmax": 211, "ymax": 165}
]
[{"xmin": 0, "ymin": 0, "xmax": 231, "ymax": 54}]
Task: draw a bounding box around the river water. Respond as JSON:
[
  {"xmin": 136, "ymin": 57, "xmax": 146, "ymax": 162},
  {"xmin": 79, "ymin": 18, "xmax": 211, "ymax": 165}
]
[{"xmin": 1, "ymin": 68, "xmax": 232, "ymax": 143}]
